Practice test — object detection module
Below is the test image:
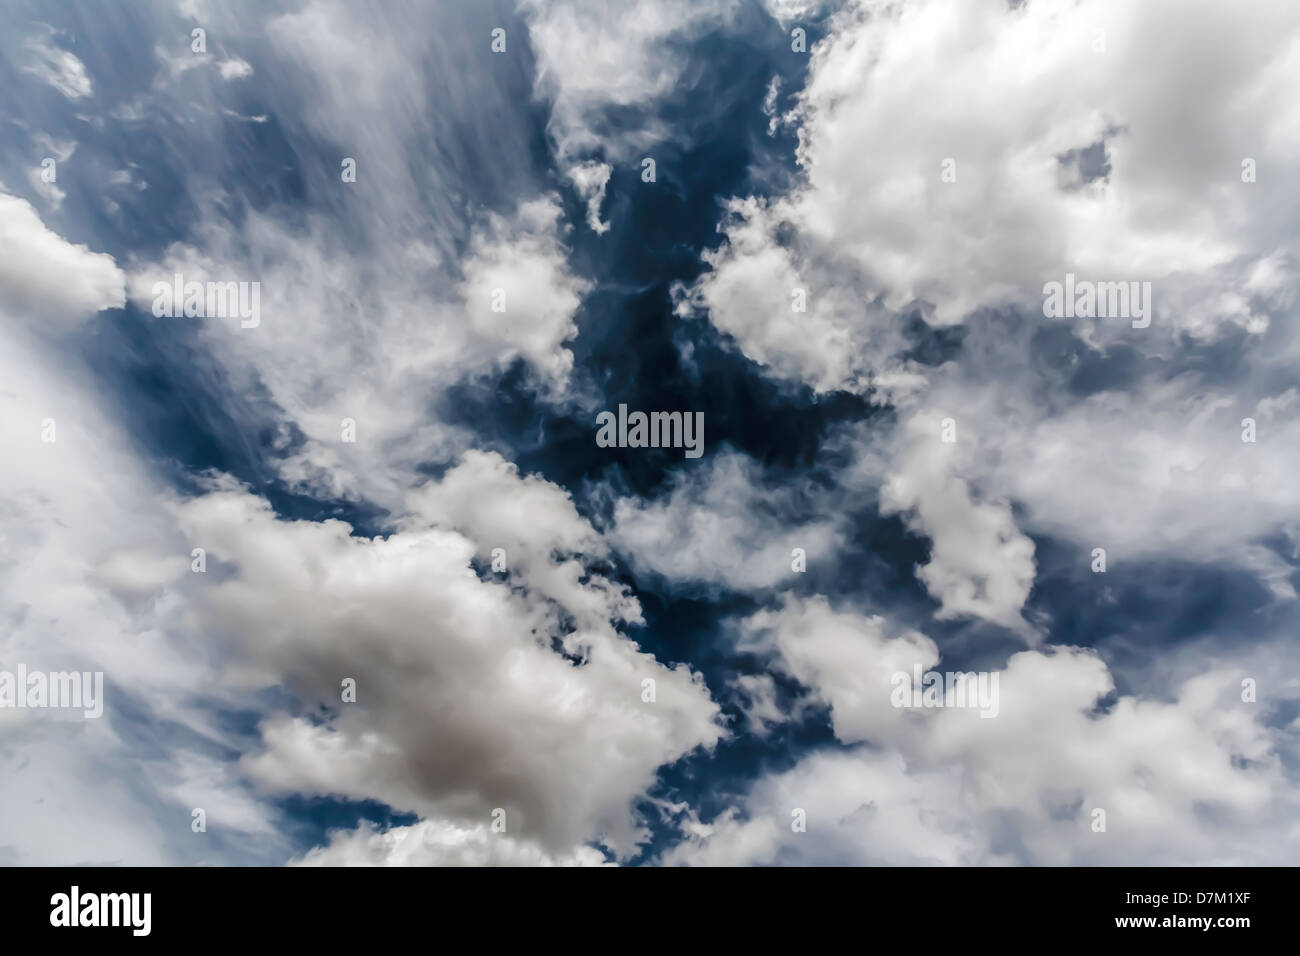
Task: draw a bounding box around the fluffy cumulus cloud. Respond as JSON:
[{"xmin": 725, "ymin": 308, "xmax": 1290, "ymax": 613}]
[
  {"xmin": 169, "ymin": 451, "xmax": 723, "ymax": 860},
  {"xmin": 4, "ymin": 1, "xmax": 725, "ymax": 867},
  {"xmin": 0, "ymin": 175, "xmax": 712, "ymax": 866},
  {"xmin": 666, "ymin": 596, "xmax": 1297, "ymax": 866},
  {"xmin": 691, "ymin": 0, "xmax": 1300, "ymax": 342},
  {"xmin": 0, "ymin": 191, "xmax": 124, "ymax": 320},
  {"xmin": 878, "ymin": 410, "xmax": 1037, "ymax": 636},
  {"xmin": 675, "ymin": 196, "xmax": 894, "ymax": 395},
  {"xmin": 690, "ymin": 0, "xmax": 1300, "ymax": 341},
  {"xmin": 129, "ymin": 193, "xmax": 588, "ymax": 506},
  {"xmin": 914, "ymin": 343, "xmax": 1300, "ymax": 571},
  {"xmin": 677, "ymin": 0, "xmax": 1300, "ymax": 626},
  {"xmin": 458, "ymin": 196, "xmax": 590, "ymax": 383}
]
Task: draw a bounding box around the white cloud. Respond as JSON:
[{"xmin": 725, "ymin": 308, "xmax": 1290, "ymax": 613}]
[
  {"xmin": 729, "ymin": 673, "xmax": 786, "ymax": 736},
  {"xmin": 458, "ymin": 195, "xmax": 589, "ymax": 386},
  {"xmin": 677, "ymin": 198, "xmax": 868, "ymax": 394},
  {"xmin": 294, "ymin": 819, "xmax": 610, "ymax": 866},
  {"xmin": 0, "ymin": 272, "xmax": 281, "ymax": 864},
  {"xmin": 879, "ymin": 410, "xmax": 1037, "ymax": 636},
  {"xmin": 520, "ymin": 0, "xmax": 739, "ymax": 162},
  {"xmin": 662, "ymin": 749, "xmax": 978, "ymax": 866},
  {"xmin": 217, "ymin": 57, "xmax": 253, "ymax": 80},
  {"xmin": 608, "ymin": 450, "xmax": 842, "ymax": 593},
  {"xmin": 760, "ymin": 0, "xmax": 825, "ymax": 28},
  {"xmin": 128, "ymin": 193, "xmax": 588, "ymax": 507},
  {"xmin": 116, "ymin": 0, "xmax": 596, "ymax": 508},
  {"xmin": 153, "ymin": 43, "xmax": 209, "ymax": 81},
  {"xmin": 739, "ymin": 595, "xmax": 937, "ymax": 745},
  {"xmin": 23, "ymin": 31, "xmax": 93, "ymax": 99},
  {"xmin": 667, "ymin": 596, "xmax": 1297, "ymax": 865},
  {"xmin": 789, "ymin": 0, "xmax": 1298, "ymax": 328},
  {"xmin": 566, "ymin": 160, "xmax": 612, "ymax": 234},
  {"xmin": 15, "ymin": 0, "xmax": 1295, "ymax": 870},
  {"xmin": 522, "ymin": 0, "xmax": 757, "ymax": 237},
  {"xmin": 679, "ymin": 0, "xmax": 1300, "ymax": 605},
  {"xmin": 0, "ymin": 184, "xmax": 707, "ymax": 864},
  {"xmin": 687, "ymin": 0, "xmax": 1300, "ymax": 391},
  {"xmin": 0, "ymin": 191, "xmax": 124, "ymax": 320},
  {"xmin": 168, "ymin": 451, "xmax": 724, "ymax": 860},
  {"xmin": 25, "ymin": 166, "xmax": 66, "ymax": 209},
  {"xmin": 929, "ymin": 365, "xmax": 1300, "ymax": 566}
]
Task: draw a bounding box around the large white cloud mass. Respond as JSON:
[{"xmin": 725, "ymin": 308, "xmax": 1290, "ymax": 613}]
[
  {"xmin": 677, "ymin": 0, "xmax": 1300, "ymax": 629},
  {"xmin": 1, "ymin": 189, "xmax": 720, "ymax": 865},
  {"xmin": 170, "ymin": 451, "xmax": 723, "ymax": 860},
  {"xmin": 688, "ymin": 0, "xmax": 1298, "ymax": 352},
  {"xmin": 647, "ymin": 0, "xmax": 1300, "ymax": 865},
  {"xmin": 665, "ymin": 595, "xmax": 1296, "ymax": 865},
  {"xmin": 0, "ymin": 194, "xmax": 281, "ymax": 865},
  {"xmin": 4, "ymin": 2, "xmax": 732, "ymax": 866}
]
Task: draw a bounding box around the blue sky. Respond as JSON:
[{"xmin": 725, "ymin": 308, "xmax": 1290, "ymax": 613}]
[{"xmin": 1, "ymin": 0, "xmax": 1298, "ymax": 866}]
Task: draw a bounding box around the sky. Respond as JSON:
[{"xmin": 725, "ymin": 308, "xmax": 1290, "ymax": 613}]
[{"xmin": 0, "ymin": 0, "xmax": 1298, "ymax": 866}]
